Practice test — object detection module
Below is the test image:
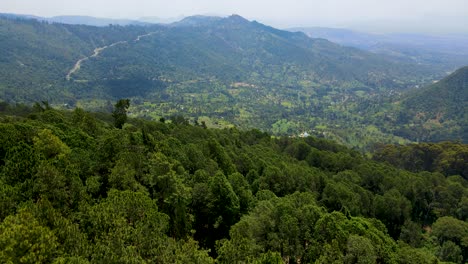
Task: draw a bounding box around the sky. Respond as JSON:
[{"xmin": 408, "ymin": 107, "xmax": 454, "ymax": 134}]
[{"xmin": 1, "ymin": 0, "xmax": 468, "ymax": 33}]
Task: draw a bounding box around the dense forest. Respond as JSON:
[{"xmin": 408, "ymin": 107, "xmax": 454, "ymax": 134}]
[{"xmin": 0, "ymin": 101, "xmax": 467, "ymax": 263}]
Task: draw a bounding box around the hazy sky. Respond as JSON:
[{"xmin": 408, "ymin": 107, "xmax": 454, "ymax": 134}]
[{"xmin": 1, "ymin": 0, "xmax": 468, "ymax": 33}]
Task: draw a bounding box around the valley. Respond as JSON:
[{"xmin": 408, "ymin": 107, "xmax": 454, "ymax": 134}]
[
  {"xmin": 1, "ymin": 14, "xmax": 462, "ymax": 149},
  {"xmin": 0, "ymin": 9, "xmax": 467, "ymax": 264}
]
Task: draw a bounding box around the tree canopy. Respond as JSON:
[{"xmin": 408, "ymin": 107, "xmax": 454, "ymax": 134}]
[{"xmin": 0, "ymin": 103, "xmax": 466, "ymax": 263}]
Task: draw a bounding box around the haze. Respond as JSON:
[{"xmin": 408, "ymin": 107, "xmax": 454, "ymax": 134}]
[{"xmin": 1, "ymin": 0, "xmax": 468, "ymax": 34}]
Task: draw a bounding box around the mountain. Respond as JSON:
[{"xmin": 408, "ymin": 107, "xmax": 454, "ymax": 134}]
[
  {"xmin": 67, "ymin": 14, "xmax": 440, "ymax": 96},
  {"xmin": 0, "ymin": 16, "xmax": 153, "ymax": 101},
  {"xmin": 170, "ymin": 15, "xmax": 223, "ymax": 27},
  {"xmin": 0, "ymin": 13, "xmax": 43, "ymax": 20},
  {"xmin": 289, "ymin": 27, "xmax": 380, "ymax": 49},
  {"xmin": 46, "ymin": 15, "xmax": 149, "ymax": 26},
  {"xmin": 0, "ymin": 13, "xmax": 149, "ymax": 26},
  {"xmin": 0, "ymin": 14, "xmax": 451, "ymax": 148},
  {"xmin": 394, "ymin": 66, "xmax": 468, "ymax": 142},
  {"xmin": 138, "ymin": 16, "xmax": 184, "ymax": 24},
  {"xmin": 291, "ymin": 27, "xmax": 468, "ymax": 70}
]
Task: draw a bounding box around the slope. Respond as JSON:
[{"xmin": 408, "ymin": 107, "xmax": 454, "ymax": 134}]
[
  {"xmin": 0, "ymin": 16, "xmax": 156, "ymax": 102},
  {"xmin": 394, "ymin": 66, "xmax": 468, "ymax": 142},
  {"xmin": 72, "ymin": 15, "xmax": 438, "ymax": 91},
  {"xmin": 0, "ymin": 15, "xmax": 442, "ymax": 103},
  {"xmin": 0, "ymin": 14, "xmax": 451, "ymax": 148}
]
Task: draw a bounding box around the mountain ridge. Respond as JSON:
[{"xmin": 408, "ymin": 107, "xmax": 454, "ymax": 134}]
[
  {"xmin": 0, "ymin": 13, "xmax": 458, "ymax": 148},
  {"xmin": 0, "ymin": 12, "xmax": 152, "ymax": 26},
  {"xmin": 291, "ymin": 27, "xmax": 468, "ymax": 71}
]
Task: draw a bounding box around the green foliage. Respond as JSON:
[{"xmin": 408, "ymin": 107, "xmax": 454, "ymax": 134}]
[
  {"xmin": 217, "ymin": 192, "xmax": 324, "ymax": 263},
  {"xmin": 374, "ymin": 189, "xmax": 412, "ymax": 238},
  {"xmin": 218, "ymin": 193, "xmax": 401, "ymax": 263},
  {"xmin": 228, "ymin": 172, "xmax": 255, "ymax": 214},
  {"xmin": 252, "ymin": 251, "xmax": 283, "ymax": 264},
  {"xmin": 0, "ymin": 210, "xmax": 59, "ymax": 263},
  {"xmin": 33, "ymin": 128, "xmax": 71, "ymax": 160},
  {"xmin": 373, "ymin": 141, "xmax": 468, "ymax": 180},
  {"xmin": 438, "ymin": 241, "xmax": 463, "ymax": 264},
  {"xmin": 82, "ymin": 190, "xmax": 171, "ymax": 262},
  {"xmin": 0, "ymin": 107, "xmax": 466, "ymax": 262},
  {"xmin": 112, "ymin": 99, "xmax": 130, "ymax": 129},
  {"xmin": 397, "ymin": 242, "xmax": 439, "ymax": 264},
  {"xmin": 144, "ymin": 152, "xmax": 192, "ymax": 238},
  {"xmin": 207, "ymin": 171, "xmax": 240, "ymax": 239},
  {"xmin": 344, "ymin": 235, "xmax": 377, "ymax": 264},
  {"xmin": 399, "ymin": 220, "xmax": 424, "ymax": 248}
]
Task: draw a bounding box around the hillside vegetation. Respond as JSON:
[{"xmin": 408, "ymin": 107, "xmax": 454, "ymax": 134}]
[
  {"xmin": 0, "ymin": 15, "xmax": 454, "ymax": 149},
  {"xmin": 0, "ymin": 103, "xmax": 467, "ymax": 263},
  {"xmin": 358, "ymin": 66, "xmax": 468, "ymax": 144},
  {"xmin": 396, "ymin": 66, "xmax": 468, "ymax": 142},
  {"xmin": 0, "ymin": 16, "xmax": 151, "ymax": 102}
]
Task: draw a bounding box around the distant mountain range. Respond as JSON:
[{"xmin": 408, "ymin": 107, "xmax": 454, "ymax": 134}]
[
  {"xmin": 0, "ymin": 13, "xmax": 465, "ymax": 147},
  {"xmin": 3, "ymin": 12, "xmax": 466, "ymax": 71},
  {"xmin": 73, "ymin": 14, "xmax": 438, "ymax": 91},
  {"xmin": 290, "ymin": 27, "xmax": 468, "ymax": 70},
  {"xmin": 0, "ymin": 13, "xmax": 147, "ymax": 26},
  {"xmin": 46, "ymin": 16, "xmax": 149, "ymax": 27},
  {"xmin": 0, "ymin": 14, "xmax": 440, "ymax": 101}
]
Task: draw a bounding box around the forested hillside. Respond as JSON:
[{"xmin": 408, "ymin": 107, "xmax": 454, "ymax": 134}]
[
  {"xmin": 0, "ymin": 103, "xmax": 467, "ymax": 263},
  {"xmin": 339, "ymin": 65, "xmax": 468, "ymax": 148},
  {"xmin": 0, "ymin": 14, "xmax": 438, "ymax": 103},
  {"xmin": 0, "ymin": 15, "xmax": 454, "ymax": 149},
  {"xmin": 358, "ymin": 66, "xmax": 468, "ymax": 143},
  {"xmin": 0, "ymin": 16, "xmax": 155, "ymax": 101},
  {"xmin": 395, "ymin": 66, "xmax": 468, "ymax": 142}
]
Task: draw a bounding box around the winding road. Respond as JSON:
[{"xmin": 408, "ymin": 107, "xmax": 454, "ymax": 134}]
[{"xmin": 66, "ymin": 32, "xmax": 157, "ymax": 81}]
